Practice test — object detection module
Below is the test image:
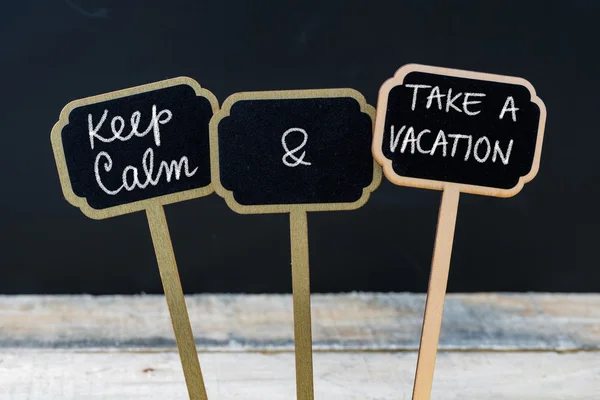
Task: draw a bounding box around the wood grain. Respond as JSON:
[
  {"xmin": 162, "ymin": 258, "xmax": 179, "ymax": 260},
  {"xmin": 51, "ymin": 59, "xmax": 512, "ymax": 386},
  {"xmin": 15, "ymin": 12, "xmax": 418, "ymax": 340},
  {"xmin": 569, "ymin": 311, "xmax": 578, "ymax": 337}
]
[
  {"xmin": 1, "ymin": 294, "xmax": 598, "ymax": 399},
  {"xmin": 290, "ymin": 210, "xmax": 314, "ymax": 400},
  {"xmin": 413, "ymin": 186, "xmax": 460, "ymax": 400},
  {"xmin": 1, "ymin": 349, "xmax": 598, "ymax": 400},
  {"xmin": 0, "ymin": 293, "xmax": 598, "ymax": 352},
  {"xmin": 147, "ymin": 206, "xmax": 207, "ymax": 400}
]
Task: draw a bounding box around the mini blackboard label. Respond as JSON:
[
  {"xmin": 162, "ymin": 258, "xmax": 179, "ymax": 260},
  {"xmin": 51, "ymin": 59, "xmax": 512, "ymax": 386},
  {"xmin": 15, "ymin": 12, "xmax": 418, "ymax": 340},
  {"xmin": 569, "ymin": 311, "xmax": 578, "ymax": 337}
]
[
  {"xmin": 211, "ymin": 89, "xmax": 381, "ymax": 213},
  {"xmin": 51, "ymin": 78, "xmax": 218, "ymax": 219},
  {"xmin": 373, "ymin": 64, "xmax": 546, "ymax": 197}
]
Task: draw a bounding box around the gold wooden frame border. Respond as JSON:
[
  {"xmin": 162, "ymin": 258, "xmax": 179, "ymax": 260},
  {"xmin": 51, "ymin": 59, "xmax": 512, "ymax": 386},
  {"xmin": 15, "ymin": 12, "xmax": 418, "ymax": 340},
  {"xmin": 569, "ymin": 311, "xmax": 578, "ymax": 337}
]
[
  {"xmin": 372, "ymin": 64, "xmax": 547, "ymax": 198},
  {"xmin": 210, "ymin": 88, "xmax": 382, "ymax": 214},
  {"xmin": 51, "ymin": 77, "xmax": 219, "ymax": 219}
]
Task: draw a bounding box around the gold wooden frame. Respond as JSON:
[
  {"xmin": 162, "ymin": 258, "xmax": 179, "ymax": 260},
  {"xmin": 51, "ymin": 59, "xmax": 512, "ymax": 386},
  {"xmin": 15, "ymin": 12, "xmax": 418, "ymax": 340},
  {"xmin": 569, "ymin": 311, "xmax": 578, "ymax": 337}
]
[
  {"xmin": 51, "ymin": 77, "xmax": 219, "ymax": 219},
  {"xmin": 51, "ymin": 77, "xmax": 219, "ymax": 400},
  {"xmin": 210, "ymin": 88, "xmax": 382, "ymax": 214},
  {"xmin": 210, "ymin": 88, "xmax": 382, "ymax": 400}
]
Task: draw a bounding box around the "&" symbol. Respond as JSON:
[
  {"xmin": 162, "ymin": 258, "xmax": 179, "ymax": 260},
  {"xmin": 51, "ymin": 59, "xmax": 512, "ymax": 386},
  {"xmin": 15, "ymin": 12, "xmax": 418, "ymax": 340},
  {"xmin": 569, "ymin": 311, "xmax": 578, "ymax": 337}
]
[{"xmin": 281, "ymin": 127, "xmax": 312, "ymax": 168}]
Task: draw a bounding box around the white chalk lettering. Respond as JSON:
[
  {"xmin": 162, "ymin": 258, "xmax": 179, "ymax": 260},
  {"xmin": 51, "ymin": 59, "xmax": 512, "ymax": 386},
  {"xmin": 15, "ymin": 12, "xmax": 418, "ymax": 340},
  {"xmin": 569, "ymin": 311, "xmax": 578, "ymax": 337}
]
[
  {"xmin": 474, "ymin": 137, "xmax": 491, "ymax": 163},
  {"xmin": 405, "ymin": 84, "xmax": 431, "ymax": 111},
  {"xmin": 149, "ymin": 105, "xmax": 172, "ymax": 147},
  {"xmin": 400, "ymin": 126, "xmax": 417, "ymax": 154},
  {"xmin": 465, "ymin": 135, "xmax": 473, "ymax": 161},
  {"xmin": 390, "ymin": 125, "xmax": 406, "ymax": 153},
  {"xmin": 88, "ymin": 105, "xmax": 172, "ymax": 150},
  {"xmin": 416, "ymin": 129, "xmax": 431, "ymax": 154},
  {"xmin": 94, "ymin": 151, "xmax": 120, "ymax": 195},
  {"xmin": 430, "ymin": 130, "xmax": 448, "ymax": 157},
  {"xmin": 88, "ymin": 110, "xmax": 108, "ymax": 150},
  {"xmin": 445, "ymin": 88, "xmax": 462, "ymax": 113},
  {"xmin": 281, "ymin": 127, "xmax": 312, "ymax": 167},
  {"xmin": 463, "ymin": 93, "xmax": 486, "ymax": 116},
  {"xmin": 94, "ymin": 147, "xmax": 198, "ymax": 195},
  {"xmin": 499, "ymin": 96, "xmax": 519, "ymax": 122},
  {"xmin": 426, "ymin": 86, "xmax": 445, "ymax": 110},
  {"xmin": 110, "ymin": 115, "xmax": 127, "ymax": 140},
  {"xmin": 492, "ymin": 139, "xmax": 514, "ymax": 165},
  {"xmin": 388, "ymin": 123, "xmax": 512, "ymax": 166},
  {"xmin": 130, "ymin": 110, "xmax": 157, "ymax": 140},
  {"xmin": 406, "ymin": 86, "xmax": 486, "ymax": 115},
  {"xmin": 447, "ymin": 134, "xmax": 472, "ymax": 161},
  {"xmin": 122, "ymin": 166, "xmax": 139, "ymax": 191},
  {"xmin": 161, "ymin": 157, "xmax": 197, "ymax": 182}
]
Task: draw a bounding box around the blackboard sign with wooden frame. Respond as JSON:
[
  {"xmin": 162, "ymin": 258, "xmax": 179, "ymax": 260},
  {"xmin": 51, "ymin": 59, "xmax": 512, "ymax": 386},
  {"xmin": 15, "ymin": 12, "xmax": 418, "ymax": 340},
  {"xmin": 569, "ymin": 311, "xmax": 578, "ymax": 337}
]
[
  {"xmin": 51, "ymin": 77, "xmax": 218, "ymax": 400},
  {"xmin": 211, "ymin": 89, "xmax": 381, "ymax": 214},
  {"xmin": 52, "ymin": 78, "xmax": 217, "ymax": 220},
  {"xmin": 211, "ymin": 88, "xmax": 381, "ymax": 400},
  {"xmin": 373, "ymin": 64, "xmax": 547, "ymax": 400},
  {"xmin": 373, "ymin": 64, "xmax": 546, "ymax": 197}
]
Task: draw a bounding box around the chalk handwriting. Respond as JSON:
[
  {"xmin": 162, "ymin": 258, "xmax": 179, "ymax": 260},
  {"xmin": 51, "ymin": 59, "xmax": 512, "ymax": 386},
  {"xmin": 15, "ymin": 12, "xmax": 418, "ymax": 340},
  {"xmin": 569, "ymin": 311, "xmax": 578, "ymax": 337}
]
[
  {"xmin": 94, "ymin": 148, "xmax": 198, "ymax": 195},
  {"xmin": 389, "ymin": 125, "xmax": 513, "ymax": 165},
  {"xmin": 499, "ymin": 96, "xmax": 519, "ymax": 121},
  {"xmin": 282, "ymin": 127, "xmax": 312, "ymax": 167},
  {"xmin": 87, "ymin": 105, "xmax": 200, "ymax": 195},
  {"xmin": 405, "ymin": 84, "xmax": 486, "ymax": 116},
  {"xmin": 88, "ymin": 105, "xmax": 172, "ymax": 150}
]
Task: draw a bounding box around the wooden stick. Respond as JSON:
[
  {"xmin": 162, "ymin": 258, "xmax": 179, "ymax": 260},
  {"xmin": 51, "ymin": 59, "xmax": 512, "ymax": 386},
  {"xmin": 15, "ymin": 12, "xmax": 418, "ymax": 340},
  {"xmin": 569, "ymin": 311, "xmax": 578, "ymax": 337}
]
[
  {"xmin": 289, "ymin": 210, "xmax": 315, "ymax": 400},
  {"xmin": 146, "ymin": 205, "xmax": 208, "ymax": 400},
  {"xmin": 412, "ymin": 186, "xmax": 461, "ymax": 400}
]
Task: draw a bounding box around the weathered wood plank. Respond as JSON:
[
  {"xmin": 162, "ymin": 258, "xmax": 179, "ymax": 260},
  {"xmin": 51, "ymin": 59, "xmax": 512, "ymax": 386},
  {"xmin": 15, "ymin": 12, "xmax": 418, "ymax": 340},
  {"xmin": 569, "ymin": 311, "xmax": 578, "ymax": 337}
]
[
  {"xmin": 1, "ymin": 349, "xmax": 598, "ymax": 400},
  {"xmin": 0, "ymin": 293, "xmax": 598, "ymax": 351}
]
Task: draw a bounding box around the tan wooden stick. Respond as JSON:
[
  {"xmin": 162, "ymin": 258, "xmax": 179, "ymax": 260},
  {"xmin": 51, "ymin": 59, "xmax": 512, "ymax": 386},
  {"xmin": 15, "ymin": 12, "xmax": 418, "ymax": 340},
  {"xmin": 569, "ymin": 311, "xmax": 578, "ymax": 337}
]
[
  {"xmin": 412, "ymin": 186, "xmax": 460, "ymax": 400},
  {"xmin": 146, "ymin": 205, "xmax": 208, "ymax": 400},
  {"xmin": 289, "ymin": 210, "xmax": 315, "ymax": 400}
]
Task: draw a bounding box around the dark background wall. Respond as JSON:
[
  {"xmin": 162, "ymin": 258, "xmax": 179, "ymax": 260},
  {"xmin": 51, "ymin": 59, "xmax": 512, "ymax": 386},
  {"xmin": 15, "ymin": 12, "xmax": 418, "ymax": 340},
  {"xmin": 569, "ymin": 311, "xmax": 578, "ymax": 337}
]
[{"xmin": 0, "ymin": 0, "xmax": 597, "ymax": 294}]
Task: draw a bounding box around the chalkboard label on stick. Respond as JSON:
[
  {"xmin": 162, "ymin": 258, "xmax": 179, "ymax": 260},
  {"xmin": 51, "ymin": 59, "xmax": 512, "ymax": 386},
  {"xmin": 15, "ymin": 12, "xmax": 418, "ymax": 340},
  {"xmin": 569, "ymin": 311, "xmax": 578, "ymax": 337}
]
[
  {"xmin": 211, "ymin": 89, "xmax": 382, "ymax": 213},
  {"xmin": 210, "ymin": 88, "xmax": 381, "ymax": 399},
  {"xmin": 373, "ymin": 64, "xmax": 546, "ymax": 197},
  {"xmin": 51, "ymin": 77, "xmax": 218, "ymax": 398},
  {"xmin": 372, "ymin": 64, "xmax": 547, "ymax": 400},
  {"xmin": 51, "ymin": 78, "xmax": 219, "ymax": 219}
]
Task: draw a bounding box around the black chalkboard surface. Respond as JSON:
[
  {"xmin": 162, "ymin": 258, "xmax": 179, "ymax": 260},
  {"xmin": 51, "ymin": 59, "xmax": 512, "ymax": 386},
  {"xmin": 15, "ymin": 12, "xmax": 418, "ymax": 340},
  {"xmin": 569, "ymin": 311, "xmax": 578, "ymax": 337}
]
[
  {"xmin": 50, "ymin": 78, "xmax": 220, "ymax": 397},
  {"xmin": 210, "ymin": 89, "xmax": 382, "ymax": 398},
  {"xmin": 3, "ymin": 0, "xmax": 598, "ymax": 296},
  {"xmin": 374, "ymin": 65, "xmax": 546, "ymax": 197},
  {"xmin": 372, "ymin": 64, "xmax": 547, "ymax": 399},
  {"xmin": 52, "ymin": 78, "xmax": 218, "ymax": 218},
  {"xmin": 212, "ymin": 90, "xmax": 381, "ymax": 213}
]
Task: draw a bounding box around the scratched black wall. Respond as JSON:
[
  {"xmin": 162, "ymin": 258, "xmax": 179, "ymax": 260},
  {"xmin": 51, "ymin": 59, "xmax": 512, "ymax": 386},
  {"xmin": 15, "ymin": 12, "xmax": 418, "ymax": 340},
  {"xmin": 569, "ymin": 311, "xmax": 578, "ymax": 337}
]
[{"xmin": 0, "ymin": 0, "xmax": 597, "ymax": 294}]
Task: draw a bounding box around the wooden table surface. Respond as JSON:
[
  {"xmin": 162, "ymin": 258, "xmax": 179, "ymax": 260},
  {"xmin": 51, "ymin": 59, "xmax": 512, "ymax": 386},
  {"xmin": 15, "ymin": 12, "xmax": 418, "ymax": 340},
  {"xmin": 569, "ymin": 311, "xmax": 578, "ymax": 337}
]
[{"xmin": 1, "ymin": 293, "xmax": 598, "ymax": 399}]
